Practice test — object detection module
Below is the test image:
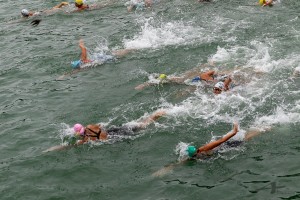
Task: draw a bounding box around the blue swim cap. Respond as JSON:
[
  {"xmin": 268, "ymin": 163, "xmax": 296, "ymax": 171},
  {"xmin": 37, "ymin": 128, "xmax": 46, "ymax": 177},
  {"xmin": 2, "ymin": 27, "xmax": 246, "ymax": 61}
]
[
  {"xmin": 192, "ymin": 76, "xmax": 201, "ymax": 82},
  {"xmin": 71, "ymin": 60, "xmax": 81, "ymax": 69},
  {"xmin": 187, "ymin": 146, "xmax": 197, "ymax": 157}
]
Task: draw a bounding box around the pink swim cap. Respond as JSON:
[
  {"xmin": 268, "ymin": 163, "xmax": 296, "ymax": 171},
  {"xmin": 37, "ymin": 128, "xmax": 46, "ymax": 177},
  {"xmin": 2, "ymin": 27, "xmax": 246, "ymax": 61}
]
[{"xmin": 73, "ymin": 123, "xmax": 85, "ymax": 135}]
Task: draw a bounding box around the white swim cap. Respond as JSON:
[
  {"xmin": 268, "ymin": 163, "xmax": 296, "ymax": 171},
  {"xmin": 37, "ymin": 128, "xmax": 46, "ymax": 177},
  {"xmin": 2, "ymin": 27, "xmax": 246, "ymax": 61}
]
[
  {"xmin": 21, "ymin": 9, "xmax": 29, "ymax": 17},
  {"xmin": 214, "ymin": 82, "xmax": 224, "ymax": 89}
]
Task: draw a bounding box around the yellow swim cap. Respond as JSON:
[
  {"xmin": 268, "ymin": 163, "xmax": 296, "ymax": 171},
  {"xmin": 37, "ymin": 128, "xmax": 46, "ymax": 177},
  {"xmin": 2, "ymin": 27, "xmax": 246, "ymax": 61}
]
[
  {"xmin": 258, "ymin": 0, "xmax": 265, "ymax": 5},
  {"xmin": 75, "ymin": 0, "xmax": 83, "ymax": 5},
  {"xmin": 158, "ymin": 74, "xmax": 167, "ymax": 79}
]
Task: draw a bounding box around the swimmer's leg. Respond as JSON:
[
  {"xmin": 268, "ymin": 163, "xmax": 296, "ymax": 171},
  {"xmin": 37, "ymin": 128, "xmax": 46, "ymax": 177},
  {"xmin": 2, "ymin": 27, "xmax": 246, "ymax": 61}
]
[
  {"xmin": 152, "ymin": 163, "xmax": 177, "ymax": 177},
  {"xmin": 57, "ymin": 68, "xmax": 83, "ymax": 80},
  {"xmin": 112, "ymin": 49, "xmax": 135, "ymax": 57},
  {"xmin": 42, "ymin": 145, "xmax": 71, "ymax": 153},
  {"xmin": 152, "ymin": 159, "xmax": 191, "ymax": 177}
]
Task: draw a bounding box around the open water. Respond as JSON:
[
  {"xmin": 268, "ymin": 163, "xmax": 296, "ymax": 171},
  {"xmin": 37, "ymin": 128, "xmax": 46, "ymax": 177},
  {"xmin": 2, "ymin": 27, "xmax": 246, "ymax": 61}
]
[{"xmin": 1, "ymin": 0, "xmax": 300, "ymax": 199}]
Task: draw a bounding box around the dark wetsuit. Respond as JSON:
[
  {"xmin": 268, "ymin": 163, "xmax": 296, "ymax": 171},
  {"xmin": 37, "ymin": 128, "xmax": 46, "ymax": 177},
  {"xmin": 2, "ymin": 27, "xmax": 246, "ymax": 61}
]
[{"xmin": 106, "ymin": 126, "xmax": 139, "ymax": 136}]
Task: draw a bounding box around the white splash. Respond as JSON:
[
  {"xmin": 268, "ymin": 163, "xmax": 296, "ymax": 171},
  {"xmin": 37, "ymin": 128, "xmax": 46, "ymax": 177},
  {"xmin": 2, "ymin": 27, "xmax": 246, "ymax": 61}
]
[{"xmin": 123, "ymin": 17, "xmax": 205, "ymax": 49}]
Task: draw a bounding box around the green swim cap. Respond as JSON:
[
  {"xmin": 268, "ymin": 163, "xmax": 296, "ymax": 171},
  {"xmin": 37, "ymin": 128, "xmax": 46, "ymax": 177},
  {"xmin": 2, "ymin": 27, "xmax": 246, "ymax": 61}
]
[
  {"xmin": 187, "ymin": 146, "xmax": 197, "ymax": 157},
  {"xmin": 158, "ymin": 74, "xmax": 167, "ymax": 79}
]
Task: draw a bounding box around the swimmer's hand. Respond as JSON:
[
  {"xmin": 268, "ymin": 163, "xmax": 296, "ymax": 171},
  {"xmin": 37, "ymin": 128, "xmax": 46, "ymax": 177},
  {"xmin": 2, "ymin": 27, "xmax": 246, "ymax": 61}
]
[
  {"xmin": 232, "ymin": 122, "xmax": 239, "ymax": 135},
  {"xmin": 31, "ymin": 19, "xmax": 41, "ymax": 26}
]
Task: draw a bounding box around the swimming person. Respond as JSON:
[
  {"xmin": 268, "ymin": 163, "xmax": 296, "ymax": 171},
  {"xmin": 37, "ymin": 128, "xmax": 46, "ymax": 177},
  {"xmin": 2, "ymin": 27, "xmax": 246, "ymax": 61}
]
[
  {"xmin": 212, "ymin": 75, "xmax": 233, "ymax": 95},
  {"xmin": 259, "ymin": 0, "xmax": 273, "ymax": 7},
  {"xmin": 43, "ymin": 109, "xmax": 166, "ymax": 152},
  {"xmin": 73, "ymin": 0, "xmax": 110, "ymax": 12},
  {"xmin": 71, "ymin": 39, "xmax": 134, "ymax": 69},
  {"xmin": 125, "ymin": 0, "xmax": 153, "ymax": 12},
  {"xmin": 57, "ymin": 39, "xmax": 135, "ymax": 79},
  {"xmin": 74, "ymin": 0, "xmax": 90, "ymax": 11},
  {"xmin": 74, "ymin": 109, "xmax": 166, "ymax": 144},
  {"xmin": 21, "ymin": 2, "xmax": 69, "ymax": 18},
  {"xmin": 135, "ymin": 66, "xmax": 235, "ymax": 95},
  {"xmin": 134, "ymin": 65, "xmax": 220, "ymax": 90},
  {"xmin": 152, "ymin": 123, "xmax": 270, "ymax": 177}
]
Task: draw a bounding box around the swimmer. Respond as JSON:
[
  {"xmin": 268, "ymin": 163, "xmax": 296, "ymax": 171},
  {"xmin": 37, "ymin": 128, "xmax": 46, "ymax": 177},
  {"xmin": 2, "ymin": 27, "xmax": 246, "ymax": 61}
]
[
  {"xmin": 71, "ymin": 39, "xmax": 134, "ymax": 69},
  {"xmin": 135, "ymin": 64, "xmax": 234, "ymax": 92},
  {"xmin": 43, "ymin": 109, "xmax": 166, "ymax": 152},
  {"xmin": 73, "ymin": 0, "xmax": 110, "ymax": 12},
  {"xmin": 125, "ymin": 0, "xmax": 153, "ymax": 12},
  {"xmin": 74, "ymin": 0, "xmax": 90, "ymax": 11},
  {"xmin": 21, "ymin": 2, "xmax": 69, "ymax": 18},
  {"xmin": 152, "ymin": 123, "xmax": 270, "ymax": 177},
  {"xmin": 212, "ymin": 75, "xmax": 233, "ymax": 95},
  {"xmin": 19, "ymin": 2, "xmax": 69, "ymax": 26},
  {"xmin": 57, "ymin": 39, "xmax": 135, "ymax": 79},
  {"xmin": 259, "ymin": 0, "xmax": 273, "ymax": 7}
]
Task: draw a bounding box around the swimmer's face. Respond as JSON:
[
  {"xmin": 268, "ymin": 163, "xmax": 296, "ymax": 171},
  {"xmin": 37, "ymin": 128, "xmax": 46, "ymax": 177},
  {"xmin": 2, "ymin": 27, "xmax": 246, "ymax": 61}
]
[
  {"xmin": 213, "ymin": 87, "xmax": 222, "ymax": 95},
  {"xmin": 75, "ymin": 132, "xmax": 84, "ymax": 138}
]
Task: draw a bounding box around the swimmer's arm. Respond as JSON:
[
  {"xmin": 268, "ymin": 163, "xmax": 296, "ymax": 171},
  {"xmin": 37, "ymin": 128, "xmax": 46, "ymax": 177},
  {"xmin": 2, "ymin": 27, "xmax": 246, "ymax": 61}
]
[
  {"xmin": 200, "ymin": 70, "xmax": 215, "ymax": 81},
  {"xmin": 206, "ymin": 70, "xmax": 215, "ymax": 76},
  {"xmin": 79, "ymin": 39, "xmax": 88, "ymax": 62},
  {"xmin": 135, "ymin": 82, "xmax": 152, "ymax": 90},
  {"xmin": 197, "ymin": 123, "xmax": 238, "ymax": 153},
  {"xmin": 138, "ymin": 110, "xmax": 166, "ymax": 129},
  {"xmin": 223, "ymin": 76, "xmax": 232, "ymax": 91},
  {"xmin": 52, "ymin": 2, "xmax": 69, "ymax": 9},
  {"xmin": 168, "ymin": 76, "xmax": 186, "ymax": 83}
]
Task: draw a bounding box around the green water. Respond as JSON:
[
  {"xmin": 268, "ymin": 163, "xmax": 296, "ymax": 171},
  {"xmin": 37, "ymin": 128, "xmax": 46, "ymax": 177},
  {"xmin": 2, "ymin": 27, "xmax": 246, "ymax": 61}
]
[{"xmin": 1, "ymin": 0, "xmax": 300, "ymax": 199}]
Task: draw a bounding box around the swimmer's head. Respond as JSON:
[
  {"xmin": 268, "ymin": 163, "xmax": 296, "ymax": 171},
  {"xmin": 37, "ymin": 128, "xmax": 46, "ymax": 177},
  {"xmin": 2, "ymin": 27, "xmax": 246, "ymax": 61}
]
[
  {"xmin": 71, "ymin": 60, "xmax": 81, "ymax": 69},
  {"xmin": 293, "ymin": 67, "xmax": 300, "ymax": 77},
  {"xmin": 73, "ymin": 123, "xmax": 85, "ymax": 135},
  {"xmin": 213, "ymin": 82, "xmax": 224, "ymax": 94},
  {"xmin": 75, "ymin": 0, "xmax": 83, "ymax": 6},
  {"xmin": 158, "ymin": 74, "xmax": 167, "ymax": 80},
  {"xmin": 187, "ymin": 146, "xmax": 197, "ymax": 157},
  {"xmin": 21, "ymin": 9, "xmax": 30, "ymax": 17}
]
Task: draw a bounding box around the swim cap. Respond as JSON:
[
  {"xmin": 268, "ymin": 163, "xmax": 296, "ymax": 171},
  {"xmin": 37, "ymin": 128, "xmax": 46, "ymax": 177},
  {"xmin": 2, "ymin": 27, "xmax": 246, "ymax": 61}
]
[
  {"xmin": 192, "ymin": 76, "xmax": 201, "ymax": 82},
  {"xmin": 187, "ymin": 146, "xmax": 197, "ymax": 157},
  {"xmin": 71, "ymin": 60, "xmax": 81, "ymax": 69},
  {"xmin": 75, "ymin": 0, "xmax": 83, "ymax": 5},
  {"xmin": 214, "ymin": 82, "xmax": 224, "ymax": 90},
  {"xmin": 158, "ymin": 74, "xmax": 167, "ymax": 80},
  {"xmin": 258, "ymin": 0, "xmax": 265, "ymax": 5},
  {"xmin": 21, "ymin": 9, "xmax": 29, "ymax": 17},
  {"xmin": 73, "ymin": 123, "xmax": 85, "ymax": 135}
]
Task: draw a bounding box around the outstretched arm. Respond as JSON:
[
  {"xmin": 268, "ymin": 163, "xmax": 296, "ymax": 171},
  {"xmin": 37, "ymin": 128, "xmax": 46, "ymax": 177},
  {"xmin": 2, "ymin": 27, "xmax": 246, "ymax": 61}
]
[
  {"xmin": 197, "ymin": 123, "xmax": 238, "ymax": 153},
  {"xmin": 223, "ymin": 76, "xmax": 232, "ymax": 91},
  {"xmin": 200, "ymin": 70, "xmax": 215, "ymax": 81},
  {"xmin": 137, "ymin": 109, "xmax": 166, "ymax": 129},
  {"xmin": 79, "ymin": 39, "xmax": 88, "ymax": 62},
  {"xmin": 53, "ymin": 2, "xmax": 69, "ymax": 9},
  {"xmin": 135, "ymin": 82, "xmax": 152, "ymax": 90}
]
